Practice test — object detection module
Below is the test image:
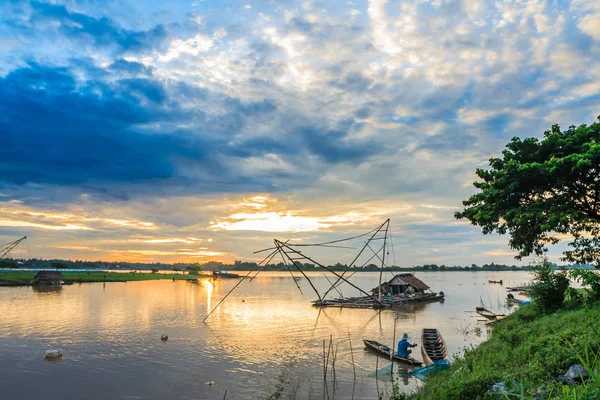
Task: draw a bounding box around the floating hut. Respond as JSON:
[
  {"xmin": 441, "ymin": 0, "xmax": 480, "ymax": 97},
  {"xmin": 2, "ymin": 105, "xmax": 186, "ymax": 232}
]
[
  {"xmin": 34, "ymin": 271, "xmax": 64, "ymax": 285},
  {"xmin": 314, "ymin": 273, "xmax": 444, "ymax": 309},
  {"xmin": 372, "ymin": 273, "xmax": 430, "ymax": 296}
]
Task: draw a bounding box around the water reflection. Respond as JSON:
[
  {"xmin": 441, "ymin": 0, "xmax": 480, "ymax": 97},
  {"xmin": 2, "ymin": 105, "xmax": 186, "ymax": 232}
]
[
  {"xmin": 32, "ymin": 285, "xmax": 63, "ymax": 295},
  {"xmin": 0, "ymin": 271, "xmax": 532, "ymax": 399}
]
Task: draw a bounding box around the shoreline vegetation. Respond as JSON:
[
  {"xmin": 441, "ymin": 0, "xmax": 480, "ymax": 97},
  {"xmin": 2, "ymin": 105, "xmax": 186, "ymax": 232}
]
[
  {"xmin": 391, "ymin": 302, "xmax": 600, "ymax": 400},
  {"xmin": 0, "ymin": 271, "xmax": 207, "ymax": 286},
  {"xmin": 1, "ymin": 258, "xmax": 594, "ymax": 273},
  {"xmin": 389, "ymin": 263, "xmax": 600, "ymax": 400}
]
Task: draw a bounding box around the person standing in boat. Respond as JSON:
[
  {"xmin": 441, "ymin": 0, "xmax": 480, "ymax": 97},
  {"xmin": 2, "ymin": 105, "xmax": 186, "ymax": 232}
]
[{"xmin": 397, "ymin": 333, "xmax": 417, "ymax": 357}]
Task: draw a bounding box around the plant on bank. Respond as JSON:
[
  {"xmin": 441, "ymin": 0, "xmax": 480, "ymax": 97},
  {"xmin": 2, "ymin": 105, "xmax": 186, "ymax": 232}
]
[{"xmin": 528, "ymin": 259, "xmax": 570, "ymax": 313}]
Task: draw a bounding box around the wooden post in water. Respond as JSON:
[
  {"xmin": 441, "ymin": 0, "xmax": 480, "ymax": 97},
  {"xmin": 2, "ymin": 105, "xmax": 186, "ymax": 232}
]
[{"xmin": 378, "ymin": 220, "xmax": 390, "ymax": 305}]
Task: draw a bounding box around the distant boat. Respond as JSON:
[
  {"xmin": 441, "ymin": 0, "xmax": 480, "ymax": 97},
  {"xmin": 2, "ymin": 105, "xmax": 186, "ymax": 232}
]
[
  {"xmin": 212, "ymin": 270, "xmax": 240, "ymax": 279},
  {"xmin": 506, "ymin": 286, "xmax": 529, "ymax": 292},
  {"xmin": 488, "ymin": 280, "xmax": 503, "ymax": 285},
  {"xmin": 421, "ymin": 329, "xmax": 448, "ymax": 366},
  {"xmin": 475, "ymin": 307, "xmax": 505, "ymax": 320},
  {"xmin": 363, "ymin": 339, "xmax": 423, "ymax": 366}
]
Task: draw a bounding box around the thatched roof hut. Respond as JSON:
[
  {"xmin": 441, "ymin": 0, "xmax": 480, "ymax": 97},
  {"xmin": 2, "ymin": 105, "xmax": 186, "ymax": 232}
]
[
  {"xmin": 372, "ymin": 273, "xmax": 430, "ymax": 295},
  {"xmin": 34, "ymin": 271, "xmax": 64, "ymax": 285}
]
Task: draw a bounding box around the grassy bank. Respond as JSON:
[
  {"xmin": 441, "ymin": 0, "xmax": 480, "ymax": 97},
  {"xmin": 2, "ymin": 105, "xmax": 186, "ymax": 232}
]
[
  {"xmin": 394, "ymin": 304, "xmax": 600, "ymax": 399},
  {"xmin": 0, "ymin": 270, "xmax": 206, "ymax": 284}
]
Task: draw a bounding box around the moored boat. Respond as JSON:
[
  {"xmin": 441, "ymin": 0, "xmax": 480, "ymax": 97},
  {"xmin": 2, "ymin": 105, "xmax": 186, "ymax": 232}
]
[
  {"xmin": 507, "ymin": 293, "xmax": 527, "ymax": 306},
  {"xmin": 421, "ymin": 329, "xmax": 448, "ymax": 366},
  {"xmin": 363, "ymin": 339, "xmax": 423, "ymax": 366},
  {"xmin": 506, "ymin": 286, "xmax": 529, "ymax": 292},
  {"xmin": 212, "ymin": 270, "xmax": 240, "ymax": 279},
  {"xmin": 488, "ymin": 280, "xmax": 503, "ymax": 284},
  {"xmin": 475, "ymin": 306, "xmax": 505, "ymax": 320}
]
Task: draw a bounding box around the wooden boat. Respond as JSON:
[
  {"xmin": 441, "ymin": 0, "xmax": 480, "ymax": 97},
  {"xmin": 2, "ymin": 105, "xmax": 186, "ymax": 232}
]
[
  {"xmin": 475, "ymin": 307, "xmax": 505, "ymax": 320},
  {"xmin": 507, "ymin": 296, "xmax": 526, "ymax": 306},
  {"xmin": 488, "ymin": 280, "xmax": 503, "ymax": 284},
  {"xmin": 212, "ymin": 270, "xmax": 240, "ymax": 279},
  {"xmin": 421, "ymin": 329, "xmax": 448, "ymax": 366},
  {"xmin": 484, "ymin": 315, "xmax": 506, "ymax": 325},
  {"xmin": 363, "ymin": 340, "xmax": 423, "ymax": 366},
  {"xmin": 506, "ymin": 286, "xmax": 528, "ymax": 292}
]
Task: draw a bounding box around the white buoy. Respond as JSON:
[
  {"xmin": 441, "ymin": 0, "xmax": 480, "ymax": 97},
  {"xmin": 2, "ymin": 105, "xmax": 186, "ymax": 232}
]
[
  {"xmin": 160, "ymin": 334, "xmax": 168, "ymax": 341},
  {"xmin": 44, "ymin": 349, "xmax": 63, "ymax": 360}
]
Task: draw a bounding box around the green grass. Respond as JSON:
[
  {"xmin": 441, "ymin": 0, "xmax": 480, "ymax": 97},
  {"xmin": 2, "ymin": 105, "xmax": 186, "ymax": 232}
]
[
  {"xmin": 391, "ymin": 304, "xmax": 600, "ymax": 400},
  {"xmin": 0, "ymin": 270, "xmax": 206, "ymax": 283}
]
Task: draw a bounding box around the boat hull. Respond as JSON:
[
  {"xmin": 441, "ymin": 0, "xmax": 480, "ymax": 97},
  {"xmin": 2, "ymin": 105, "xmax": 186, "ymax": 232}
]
[
  {"xmin": 421, "ymin": 328, "xmax": 448, "ymax": 366},
  {"xmin": 475, "ymin": 307, "xmax": 505, "ymax": 320},
  {"xmin": 507, "ymin": 298, "xmax": 526, "ymax": 306},
  {"xmin": 363, "ymin": 340, "xmax": 423, "ymax": 366}
]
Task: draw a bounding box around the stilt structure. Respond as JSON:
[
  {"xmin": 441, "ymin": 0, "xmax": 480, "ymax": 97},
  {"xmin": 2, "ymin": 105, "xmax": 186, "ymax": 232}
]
[{"xmin": 203, "ymin": 220, "xmax": 444, "ymax": 321}]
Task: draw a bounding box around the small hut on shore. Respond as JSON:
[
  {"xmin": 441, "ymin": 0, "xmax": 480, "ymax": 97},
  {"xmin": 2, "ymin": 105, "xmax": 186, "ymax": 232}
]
[
  {"xmin": 34, "ymin": 271, "xmax": 65, "ymax": 285},
  {"xmin": 372, "ymin": 273, "xmax": 430, "ymax": 296}
]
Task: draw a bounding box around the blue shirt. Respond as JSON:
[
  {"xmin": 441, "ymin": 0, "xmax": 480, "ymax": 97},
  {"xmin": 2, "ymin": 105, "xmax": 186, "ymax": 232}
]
[{"xmin": 397, "ymin": 338, "xmax": 415, "ymax": 357}]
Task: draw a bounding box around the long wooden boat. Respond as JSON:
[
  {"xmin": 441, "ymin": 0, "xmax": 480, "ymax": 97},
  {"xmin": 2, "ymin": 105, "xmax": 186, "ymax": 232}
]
[
  {"xmin": 212, "ymin": 271, "xmax": 240, "ymax": 279},
  {"xmin": 363, "ymin": 340, "xmax": 423, "ymax": 366},
  {"xmin": 488, "ymin": 280, "xmax": 503, "ymax": 284},
  {"xmin": 475, "ymin": 307, "xmax": 505, "ymax": 320},
  {"xmin": 421, "ymin": 329, "xmax": 448, "ymax": 366},
  {"xmin": 507, "ymin": 297, "xmax": 526, "ymax": 306},
  {"xmin": 506, "ymin": 286, "xmax": 528, "ymax": 292}
]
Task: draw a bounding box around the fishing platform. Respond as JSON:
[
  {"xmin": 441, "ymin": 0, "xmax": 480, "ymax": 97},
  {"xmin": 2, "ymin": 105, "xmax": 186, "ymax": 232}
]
[{"xmin": 203, "ymin": 219, "xmax": 445, "ymax": 321}]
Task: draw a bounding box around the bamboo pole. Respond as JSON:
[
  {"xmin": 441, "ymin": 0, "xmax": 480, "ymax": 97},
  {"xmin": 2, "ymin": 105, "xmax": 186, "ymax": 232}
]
[
  {"xmin": 321, "ymin": 219, "xmax": 389, "ymax": 300},
  {"xmin": 275, "ymin": 240, "xmax": 323, "ymax": 302},
  {"xmin": 276, "ymin": 240, "xmax": 383, "ymax": 306}
]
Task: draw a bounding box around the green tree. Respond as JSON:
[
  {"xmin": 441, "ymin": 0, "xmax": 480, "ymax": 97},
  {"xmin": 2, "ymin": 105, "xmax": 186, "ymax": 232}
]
[
  {"xmin": 186, "ymin": 264, "xmax": 201, "ymax": 274},
  {"xmin": 0, "ymin": 259, "xmax": 18, "ymax": 268},
  {"xmin": 52, "ymin": 261, "xmax": 69, "ymax": 269},
  {"xmin": 456, "ymin": 117, "xmax": 600, "ymax": 268}
]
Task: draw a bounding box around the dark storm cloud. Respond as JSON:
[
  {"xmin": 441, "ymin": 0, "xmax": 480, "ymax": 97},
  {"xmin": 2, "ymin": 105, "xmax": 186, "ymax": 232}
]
[
  {"xmin": 0, "ymin": 64, "xmax": 198, "ymax": 186},
  {"xmin": 0, "ymin": 60, "xmax": 383, "ymax": 202},
  {"xmin": 27, "ymin": 1, "xmax": 168, "ymax": 54}
]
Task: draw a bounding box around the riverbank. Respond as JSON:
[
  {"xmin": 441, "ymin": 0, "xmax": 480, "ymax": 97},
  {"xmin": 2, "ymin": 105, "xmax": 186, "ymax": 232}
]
[
  {"xmin": 394, "ymin": 303, "xmax": 600, "ymax": 399},
  {"xmin": 0, "ymin": 271, "xmax": 209, "ymax": 286}
]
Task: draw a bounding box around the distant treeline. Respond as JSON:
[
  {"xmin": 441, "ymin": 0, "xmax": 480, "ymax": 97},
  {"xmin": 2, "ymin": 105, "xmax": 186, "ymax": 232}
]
[{"xmin": 0, "ymin": 258, "xmax": 594, "ymax": 272}]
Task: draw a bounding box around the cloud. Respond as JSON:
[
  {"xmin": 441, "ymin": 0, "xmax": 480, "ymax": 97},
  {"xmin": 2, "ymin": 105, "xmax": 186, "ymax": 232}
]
[
  {"xmin": 28, "ymin": 1, "xmax": 168, "ymax": 54},
  {"xmin": 0, "ymin": 0, "xmax": 599, "ymax": 265}
]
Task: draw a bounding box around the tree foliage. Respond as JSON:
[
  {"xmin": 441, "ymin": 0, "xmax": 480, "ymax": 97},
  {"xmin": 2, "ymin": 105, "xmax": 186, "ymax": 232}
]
[
  {"xmin": 51, "ymin": 261, "xmax": 69, "ymax": 269},
  {"xmin": 456, "ymin": 116, "xmax": 600, "ymax": 266},
  {"xmin": 528, "ymin": 259, "xmax": 570, "ymax": 313}
]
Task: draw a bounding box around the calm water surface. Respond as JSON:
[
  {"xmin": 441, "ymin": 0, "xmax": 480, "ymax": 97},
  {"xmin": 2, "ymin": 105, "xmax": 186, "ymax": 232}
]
[{"xmin": 0, "ymin": 271, "xmax": 532, "ymax": 399}]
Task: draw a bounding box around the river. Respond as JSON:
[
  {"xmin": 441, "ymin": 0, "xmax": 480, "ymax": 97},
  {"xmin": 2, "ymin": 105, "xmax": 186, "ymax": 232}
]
[{"xmin": 0, "ymin": 270, "xmax": 532, "ymax": 399}]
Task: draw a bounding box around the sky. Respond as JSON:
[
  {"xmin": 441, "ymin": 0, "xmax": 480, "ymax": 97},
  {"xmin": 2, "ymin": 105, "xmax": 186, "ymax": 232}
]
[{"xmin": 0, "ymin": 0, "xmax": 599, "ymax": 266}]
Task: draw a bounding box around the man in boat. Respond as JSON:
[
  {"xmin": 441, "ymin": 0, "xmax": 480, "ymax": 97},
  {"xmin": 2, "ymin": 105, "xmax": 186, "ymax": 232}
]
[{"xmin": 397, "ymin": 333, "xmax": 417, "ymax": 358}]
